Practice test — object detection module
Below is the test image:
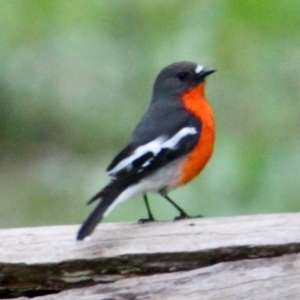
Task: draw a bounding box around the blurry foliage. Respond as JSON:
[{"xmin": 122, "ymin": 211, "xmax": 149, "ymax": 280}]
[{"xmin": 0, "ymin": 0, "xmax": 300, "ymax": 228}]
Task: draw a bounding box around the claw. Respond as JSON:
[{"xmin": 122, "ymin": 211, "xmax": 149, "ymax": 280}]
[
  {"xmin": 174, "ymin": 214, "xmax": 203, "ymax": 221},
  {"xmin": 138, "ymin": 217, "xmax": 155, "ymax": 224}
]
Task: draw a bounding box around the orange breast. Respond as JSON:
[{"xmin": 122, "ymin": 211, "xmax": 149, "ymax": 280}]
[{"xmin": 176, "ymin": 83, "xmax": 215, "ymax": 186}]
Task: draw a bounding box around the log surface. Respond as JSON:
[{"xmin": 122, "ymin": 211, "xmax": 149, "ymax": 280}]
[
  {"xmin": 18, "ymin": 254, "xmax": 300, "ymax": 300},
  {"xmin": 1, "ymin": 213, "xmax": 300, "ymax": 299}
]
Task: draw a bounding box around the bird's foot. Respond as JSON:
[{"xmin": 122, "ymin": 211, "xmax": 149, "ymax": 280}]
[
  {"xmin": 174, "ymin": 213, "xmax": 203, "ymax": 221},
  {"xmin": 138, "ymin": 216, "xmax": 156, "ymax": 224}
]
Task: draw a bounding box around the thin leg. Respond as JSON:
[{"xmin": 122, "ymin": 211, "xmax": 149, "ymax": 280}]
[
  {"xmin": 138, "ymin": 194, "xmax": 155, "ymax": 223},
  {"xmin": 162, "ymin": 194, "xmax": 189, "ymax": 220},
  {"xmin": 161, "ymin": 193, "xmax": 202, "ymax": 221}
]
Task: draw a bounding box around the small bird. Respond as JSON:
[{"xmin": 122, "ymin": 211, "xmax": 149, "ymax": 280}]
[{"xmin": 77, "ymin": 61, "xmax": 216, "ymax": 240}]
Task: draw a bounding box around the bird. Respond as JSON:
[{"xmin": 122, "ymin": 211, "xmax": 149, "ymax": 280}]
[{"xmin": 77, "ymin": 61, "xmax": 216, "ymax": 241}]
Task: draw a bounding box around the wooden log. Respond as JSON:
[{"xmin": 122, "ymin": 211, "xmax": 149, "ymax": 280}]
[
  {"xmin": 1, "ymin": 213, "xmax": 300, "ymax": 299},
  {"xmin": 16, "ymin": 253, "xmax": 300, "ymax": 300}
]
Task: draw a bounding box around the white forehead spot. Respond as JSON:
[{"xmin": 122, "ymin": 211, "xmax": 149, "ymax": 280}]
[{"xmin": 195, "ymin": 65, "xmax": 204, "ymax": 74}]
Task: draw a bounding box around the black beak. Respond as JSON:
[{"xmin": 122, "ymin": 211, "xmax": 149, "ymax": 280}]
[{"xmin": 200, "ymin": 68, "xmax": 217, "ymax": 78}]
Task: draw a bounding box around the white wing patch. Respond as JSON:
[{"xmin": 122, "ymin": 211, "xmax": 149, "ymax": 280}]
[
  {"xmin": 108, "ymin": 127, "xmax": 197, "ymax": 177},
  {"xmin": 108, "ymin": 136, "xmax": 166, "ymax": 176},
  {"xmin": 162, "ymin": 127, "xmax": 197, "ymax": 149}
]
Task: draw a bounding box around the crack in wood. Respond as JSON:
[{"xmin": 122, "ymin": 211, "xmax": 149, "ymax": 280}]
[{"xmin": 1, "ymin": 243, "xmax": 300, "ymax": 298}]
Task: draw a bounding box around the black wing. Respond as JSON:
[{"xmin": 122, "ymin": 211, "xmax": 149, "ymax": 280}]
[{"xmin": 107, "ymin": 101, "xmax": 202, "ymax": 180}]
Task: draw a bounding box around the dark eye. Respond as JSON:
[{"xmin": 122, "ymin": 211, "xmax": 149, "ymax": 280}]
[{"xmin": 176, "ymin": 71, "xmax": 189, "ymax": 81}]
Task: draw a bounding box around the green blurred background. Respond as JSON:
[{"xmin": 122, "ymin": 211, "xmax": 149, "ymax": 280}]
[{"xmin": 1, "ymin": 0, "xmax": 300, "ymax": 229}]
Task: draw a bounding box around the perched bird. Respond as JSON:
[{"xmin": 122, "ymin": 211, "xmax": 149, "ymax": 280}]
[{"xmin": 77, "ymin": 61, "xmax": 216, "ymax": 240}]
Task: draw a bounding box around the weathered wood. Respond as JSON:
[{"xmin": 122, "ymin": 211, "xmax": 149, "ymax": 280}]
[
  {"xmin": 1, "ymin": 213, "xmax": 300, "ymax": 299},
  {"xmin": 16, "ymin": 254, "xmax": 300, "ymax": 300}
]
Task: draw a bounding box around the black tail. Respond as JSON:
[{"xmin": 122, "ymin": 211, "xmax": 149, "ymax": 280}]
[{"xmin": 76, "ymin": 181, "xmax": 124, "ymax": 241}]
